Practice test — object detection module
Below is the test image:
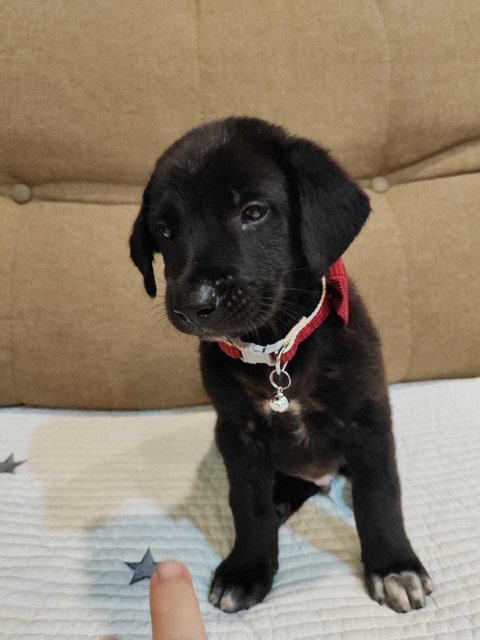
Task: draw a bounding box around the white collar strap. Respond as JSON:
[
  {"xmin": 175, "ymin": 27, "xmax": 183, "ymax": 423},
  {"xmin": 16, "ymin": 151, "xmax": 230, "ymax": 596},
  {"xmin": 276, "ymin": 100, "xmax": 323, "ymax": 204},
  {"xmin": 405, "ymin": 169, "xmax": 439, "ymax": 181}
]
[{"xmin": 219, "ymin": 276, "xmax": 327, "ymax": 365}]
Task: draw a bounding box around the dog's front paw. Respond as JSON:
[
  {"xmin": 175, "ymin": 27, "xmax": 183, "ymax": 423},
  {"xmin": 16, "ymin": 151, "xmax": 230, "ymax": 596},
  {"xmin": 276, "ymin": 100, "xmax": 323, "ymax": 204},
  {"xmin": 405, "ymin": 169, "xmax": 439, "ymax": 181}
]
[
  {"xmin": 209, "ymin": 553, "xmax": 276, "ymax": 613},
  {"xmin": 366, "ymin": 560, "xmax": 433, "ymax": 613}
]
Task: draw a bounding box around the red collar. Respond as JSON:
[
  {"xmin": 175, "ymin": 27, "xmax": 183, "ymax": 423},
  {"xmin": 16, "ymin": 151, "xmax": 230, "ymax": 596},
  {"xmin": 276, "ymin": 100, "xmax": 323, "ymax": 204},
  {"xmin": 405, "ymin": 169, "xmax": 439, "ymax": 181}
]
[{"xmin": 218, "ymin": 258, "xmax": 349, "ymax": 366}]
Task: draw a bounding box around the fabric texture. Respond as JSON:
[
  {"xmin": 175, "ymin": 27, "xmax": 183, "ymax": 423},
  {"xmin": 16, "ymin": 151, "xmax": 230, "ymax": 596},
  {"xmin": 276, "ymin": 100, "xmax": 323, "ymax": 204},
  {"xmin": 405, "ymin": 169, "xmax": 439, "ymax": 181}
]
[
  {"xmin": 0, "ymin": 378, "xmax": 479, "ymax": 638},
  {"xmin": 0, "ymin": 0, "xmax": 479, "ymax": 408},
  {"xmin": 1, "ymin": 0, "xmax": 479, "ymax": 184}
]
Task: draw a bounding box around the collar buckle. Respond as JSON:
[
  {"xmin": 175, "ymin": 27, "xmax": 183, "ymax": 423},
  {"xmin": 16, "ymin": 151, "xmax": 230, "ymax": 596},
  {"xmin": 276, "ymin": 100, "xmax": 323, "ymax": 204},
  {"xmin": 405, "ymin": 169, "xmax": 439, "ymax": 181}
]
[{"xmin": 234, "ymin": 339, "xmax": 285, "ymax": 366}]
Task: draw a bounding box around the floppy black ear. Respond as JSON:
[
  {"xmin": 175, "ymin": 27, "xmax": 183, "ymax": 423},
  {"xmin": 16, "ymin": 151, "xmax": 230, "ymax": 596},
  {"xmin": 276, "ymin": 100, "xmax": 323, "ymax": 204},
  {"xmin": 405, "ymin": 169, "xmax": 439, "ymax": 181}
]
[
  {"xmin": 129, "ymin": 178, "xmax": 157, "ymax": 298},
  {"xmin": 287, "ymin": 138, "xmax": 370, "ymax": 278}
]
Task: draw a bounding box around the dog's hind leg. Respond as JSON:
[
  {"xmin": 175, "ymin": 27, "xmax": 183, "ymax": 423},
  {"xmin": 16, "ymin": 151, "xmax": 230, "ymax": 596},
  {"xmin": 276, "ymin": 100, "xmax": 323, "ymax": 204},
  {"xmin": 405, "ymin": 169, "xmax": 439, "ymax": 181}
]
[
  {"xmin": 273, "ymin": 473, "xmax": 319, "ymax": 525},
  {"xmin": 339, "ymin": 463, "xmax": 352, "ymax": 478}
]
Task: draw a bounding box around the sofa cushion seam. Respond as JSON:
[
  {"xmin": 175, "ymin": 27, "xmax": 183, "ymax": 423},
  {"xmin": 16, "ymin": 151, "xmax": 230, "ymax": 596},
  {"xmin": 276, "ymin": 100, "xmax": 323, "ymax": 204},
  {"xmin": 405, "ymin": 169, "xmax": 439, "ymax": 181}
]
[
  {"xmin": 7, "ymin": 206, "xmax": 21, "ymax": 404},
  {"xmin": 384, "ymin": 193, "xmax": 412, "ymax": 380},
  {"xmin": 193, "ymin": 0, "xmax": 203, "ymax": 123},
  {"xmin": 373, "ymin": 0, "xmax": 393, "ymax": 175}
]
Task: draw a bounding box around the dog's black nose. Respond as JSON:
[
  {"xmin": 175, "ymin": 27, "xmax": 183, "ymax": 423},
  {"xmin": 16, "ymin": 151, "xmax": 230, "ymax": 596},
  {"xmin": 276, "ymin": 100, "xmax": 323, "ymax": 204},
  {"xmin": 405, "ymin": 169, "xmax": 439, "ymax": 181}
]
[{"xmin": 173, "ymin": 282, "xmax": 217, "ymax": 324}]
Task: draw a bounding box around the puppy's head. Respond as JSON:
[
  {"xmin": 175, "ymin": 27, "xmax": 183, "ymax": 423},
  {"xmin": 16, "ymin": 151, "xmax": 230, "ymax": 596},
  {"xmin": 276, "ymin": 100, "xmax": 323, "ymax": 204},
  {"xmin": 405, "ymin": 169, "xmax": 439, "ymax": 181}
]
[{"xmin": 130, "ymin": 117, "xmax": 369, "ymax": 340}]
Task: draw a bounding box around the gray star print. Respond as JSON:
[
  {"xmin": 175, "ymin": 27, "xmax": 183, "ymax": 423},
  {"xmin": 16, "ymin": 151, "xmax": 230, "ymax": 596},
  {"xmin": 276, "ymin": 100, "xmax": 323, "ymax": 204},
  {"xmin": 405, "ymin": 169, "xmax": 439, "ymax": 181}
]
[
  {"xmin": 0, "ymin": 453, "xmax": 25, "ymax": 474},
  {"xmin": 125, "ymin": 548, "xmax": 158, "ymax": 585}
]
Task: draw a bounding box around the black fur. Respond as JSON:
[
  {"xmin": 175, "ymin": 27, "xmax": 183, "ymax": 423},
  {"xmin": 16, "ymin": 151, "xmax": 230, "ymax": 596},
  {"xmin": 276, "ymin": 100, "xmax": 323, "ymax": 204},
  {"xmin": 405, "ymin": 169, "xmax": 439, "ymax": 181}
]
[
  {"xmin": 129, "ymin": 117, "xmax": 432, "ymax": 613},
  {"xmin": 130, "ymin": 177, "xmax": 157, "ymax": 297}
]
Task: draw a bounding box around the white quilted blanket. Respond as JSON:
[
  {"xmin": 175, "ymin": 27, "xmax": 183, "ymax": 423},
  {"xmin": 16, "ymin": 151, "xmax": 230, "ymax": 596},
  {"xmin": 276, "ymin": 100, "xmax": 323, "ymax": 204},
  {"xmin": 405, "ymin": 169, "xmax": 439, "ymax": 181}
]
[{"xmin": 0, "ymin": 378, "xmax": 479, "ymax": 640}]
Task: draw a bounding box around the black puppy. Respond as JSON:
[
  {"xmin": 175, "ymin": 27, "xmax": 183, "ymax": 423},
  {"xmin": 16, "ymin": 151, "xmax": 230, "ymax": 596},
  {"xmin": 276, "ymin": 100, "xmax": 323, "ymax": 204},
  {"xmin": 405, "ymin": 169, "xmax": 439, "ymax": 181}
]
[{"xmin": 130, "ymin": 117, "xmax": 433, "ymax": 614}]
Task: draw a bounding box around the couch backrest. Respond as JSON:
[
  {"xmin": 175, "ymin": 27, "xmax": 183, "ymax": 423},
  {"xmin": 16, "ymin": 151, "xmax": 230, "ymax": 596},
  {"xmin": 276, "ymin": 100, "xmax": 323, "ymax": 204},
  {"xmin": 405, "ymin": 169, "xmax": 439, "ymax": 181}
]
[{"xmin": 0, "ymin": 0, "xmax": 479, "ymax": 408}]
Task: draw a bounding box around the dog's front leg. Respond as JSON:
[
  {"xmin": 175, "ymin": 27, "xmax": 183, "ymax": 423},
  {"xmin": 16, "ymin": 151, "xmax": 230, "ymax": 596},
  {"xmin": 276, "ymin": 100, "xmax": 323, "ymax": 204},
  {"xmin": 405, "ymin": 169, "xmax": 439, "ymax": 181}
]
[
  {"xmin": 209, "ymin": 418, "xmax": 278, "ymax": 613},
  {"xmin": 347, "ymin": 408, "xmax": 433, "ymax": 613}
]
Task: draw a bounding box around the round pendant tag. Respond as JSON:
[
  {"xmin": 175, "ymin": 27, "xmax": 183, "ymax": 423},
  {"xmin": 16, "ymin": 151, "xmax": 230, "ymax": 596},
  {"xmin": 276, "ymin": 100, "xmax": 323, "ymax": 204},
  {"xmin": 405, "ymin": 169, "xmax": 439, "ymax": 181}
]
[{"xmin": 270, "ymin": 391, "xmax": 289, "ymax": 413}]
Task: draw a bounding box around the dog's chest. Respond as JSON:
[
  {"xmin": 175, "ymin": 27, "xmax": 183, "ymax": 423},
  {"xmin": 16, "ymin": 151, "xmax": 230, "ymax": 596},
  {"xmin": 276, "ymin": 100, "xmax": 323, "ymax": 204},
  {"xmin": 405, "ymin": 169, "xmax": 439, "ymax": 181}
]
[
  {"xmin": 258, "ymin": 397, "xmax": 314, "ymax": 444},
  {"xmin": 254, "ymin": 393, "xmax": 345, "ymax": 486}
]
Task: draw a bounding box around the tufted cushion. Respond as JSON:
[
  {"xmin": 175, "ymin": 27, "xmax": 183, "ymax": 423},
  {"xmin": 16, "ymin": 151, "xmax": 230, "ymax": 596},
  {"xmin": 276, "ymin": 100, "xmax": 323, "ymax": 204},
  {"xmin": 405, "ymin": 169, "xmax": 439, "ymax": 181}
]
[
  {"xmin": 0, "ymin": 0, "xmax": 479, "ymax": 408},
  {"xmin": 1, "ymin": 174, "xmax": 478, "ymax": 409},
  {"xmin": 1, "ymin": 0, "xmax": 480, "ymax": 185}
]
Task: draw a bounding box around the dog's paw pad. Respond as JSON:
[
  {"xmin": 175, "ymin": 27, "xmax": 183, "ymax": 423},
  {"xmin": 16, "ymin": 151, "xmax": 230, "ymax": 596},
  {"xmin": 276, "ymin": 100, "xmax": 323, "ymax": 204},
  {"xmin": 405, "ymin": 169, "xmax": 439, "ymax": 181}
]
[
  {"xmin": 368, "ymin": 570, "xmax": 433, "ymax": 613},
  {"xmin": 209, "ymin": 581, "xmax": 265, "ymax": 613},
  {"xmin": 274, "ymin": 501, "xmax": 292, "ymax": 524},
  {"xmin": 208, "ymin": 584, "xmax": 224, "ymax": 608},
  {"xmin": 219, "ymin": 591, "xmax": 238, "ymax": 613},
  {"xmin": 420, "ymin": 574, "xmax": 434, "ymax": 595},
  {"xmin": 219, "ymin": 587, "xmax": 258, "ymax": 613},
  {"xmin": 209, "ymin": 556, "xmax": 274, "ymax": 613}
]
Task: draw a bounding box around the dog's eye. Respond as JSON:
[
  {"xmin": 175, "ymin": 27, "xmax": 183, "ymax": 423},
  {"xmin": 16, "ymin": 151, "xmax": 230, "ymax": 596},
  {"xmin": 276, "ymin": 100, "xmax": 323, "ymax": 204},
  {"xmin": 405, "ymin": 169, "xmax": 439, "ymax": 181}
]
[
  {"xmin": 158, "ymin": 222, "xmax": 171, "ymax": 238},
  {"xmin": 241, "ymin": 203, "xmax": 269, "ymax": 224}
]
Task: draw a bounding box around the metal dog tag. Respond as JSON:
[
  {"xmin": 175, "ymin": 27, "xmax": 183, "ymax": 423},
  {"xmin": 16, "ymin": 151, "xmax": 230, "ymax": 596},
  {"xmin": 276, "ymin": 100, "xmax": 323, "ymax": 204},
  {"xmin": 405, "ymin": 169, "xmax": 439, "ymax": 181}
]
[
  {"xmin": 270, "ymin": 388, "xmax": 290, "ymax": 412},
  {"xmin": 269, "ymin": 358, "xmax": 292, "ymax": 412}
]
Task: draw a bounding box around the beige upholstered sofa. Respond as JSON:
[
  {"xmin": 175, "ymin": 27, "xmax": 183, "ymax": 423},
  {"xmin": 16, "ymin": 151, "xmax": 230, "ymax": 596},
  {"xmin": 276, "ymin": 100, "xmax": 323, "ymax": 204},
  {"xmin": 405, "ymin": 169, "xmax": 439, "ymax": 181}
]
[
  {"xmin": 1, "ymin": 0, "xmax": 479, "ymax": 410},
  {"xmin": 1, "ymin": 4, "xmax": 480, "ymax": 640}
]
